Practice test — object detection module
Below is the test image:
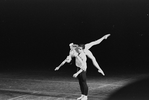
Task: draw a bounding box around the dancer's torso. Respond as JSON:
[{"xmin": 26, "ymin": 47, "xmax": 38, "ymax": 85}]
[{"xmin": 75, "ymin": 52, "xmax": 87, "ymax": 71}]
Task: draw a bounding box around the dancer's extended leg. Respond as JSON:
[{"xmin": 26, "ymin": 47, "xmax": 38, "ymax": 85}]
[{"xmin": 85, "ymin": 34, "xmax": 110, "ymax": 50}]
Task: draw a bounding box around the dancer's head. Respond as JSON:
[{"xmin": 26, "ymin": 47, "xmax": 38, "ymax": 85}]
[
  {"xmin": 69, "ymin": 43, "xmax": 84, "ymax": 53},
  {"xmin": 78, "ymin": 44, "xmax": 85, "ymax": 50}
]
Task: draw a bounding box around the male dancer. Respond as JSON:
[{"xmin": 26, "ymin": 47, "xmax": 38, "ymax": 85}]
[{"xmin": 55, "ymin": 34, "xmax": 110, "ymax": 100}]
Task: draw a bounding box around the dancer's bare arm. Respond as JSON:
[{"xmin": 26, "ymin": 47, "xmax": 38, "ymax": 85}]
[
  {"xmin": 85, "ymin": 34, "xmax": 110, "ymax": 50},
  {"xmin": 54, "ymin": 55, "xmax": 72, "ymax": 71},
  {"xmin": 85, "ymin": 49, "xmax": 105, "ymax": 76},
  {"xmin": 55, "ymin": 50, "xmax": 74, "ymax": 71},
  {"xmin": 73, "ymin": 69, "xmax": 83, "ymax": 78}
]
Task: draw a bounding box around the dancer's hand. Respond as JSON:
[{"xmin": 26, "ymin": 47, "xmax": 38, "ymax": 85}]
[
  {"xmin": 73, "ymin": 73, "xmax": 78, "ymax": 78},
  {"xmin": 55, "ymin": 66, "xmax": 60, "ymax": 71},
  {"xmin": 104, "ymin": 34, "xmax": 110, "ymax": 39},
  {"xmin": 98, "ymin": 70, "xmax": 105, "ymax": 76}
]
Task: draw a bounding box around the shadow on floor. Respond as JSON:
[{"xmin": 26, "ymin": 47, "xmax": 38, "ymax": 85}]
[{"xmin": 107, "ymin": 76, "xmax": 149, "ymax": 100}]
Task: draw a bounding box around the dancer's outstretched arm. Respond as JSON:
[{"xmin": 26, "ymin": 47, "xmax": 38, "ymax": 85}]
[
  {"xmin": 55, "ymin": 47, "xmax": 80, "ymax": 71},
  {"xmin": 85, "ymin": 49, "xmax": 105, "ymax": 76},
  {"xmin": 55, "ymin": 49, "xmax": 75, "ymax": 71},
  {"xmin": 54, "ymin": 55, "xmax": 72, "ymax": 71},
  {"xmin": 85, "ymin": 34, "xmax": 110, "ymax": 50}
]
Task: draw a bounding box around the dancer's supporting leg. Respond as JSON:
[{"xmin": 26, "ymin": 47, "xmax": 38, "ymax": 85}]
[{"xmin": 77, "ymin": 68, "xmax": 88, "ymax": 100}]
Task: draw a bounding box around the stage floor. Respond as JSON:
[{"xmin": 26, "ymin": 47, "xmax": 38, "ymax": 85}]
[{"xmin": 0, "ymin": 72, "xmax": 147, "ymax": 100}]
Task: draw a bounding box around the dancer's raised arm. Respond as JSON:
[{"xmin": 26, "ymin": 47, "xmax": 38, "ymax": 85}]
[{"xmin": 85, "ymin": 34, "xmax": 110, "ymax": 50}]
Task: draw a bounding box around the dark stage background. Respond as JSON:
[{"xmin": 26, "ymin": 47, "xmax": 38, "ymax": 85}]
[{"xmin": 0, "ymin": 0, "xmax": 149, "ymax": 77}]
